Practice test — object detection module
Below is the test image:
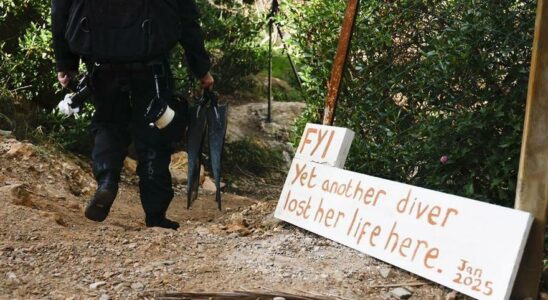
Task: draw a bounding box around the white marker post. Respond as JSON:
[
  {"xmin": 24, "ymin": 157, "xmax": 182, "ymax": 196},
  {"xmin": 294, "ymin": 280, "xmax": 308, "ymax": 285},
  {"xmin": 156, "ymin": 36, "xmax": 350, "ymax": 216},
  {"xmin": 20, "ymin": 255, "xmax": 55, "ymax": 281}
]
[{"xmin": 276, "ymin": 123, "xmax": 533, "ymax": 300}]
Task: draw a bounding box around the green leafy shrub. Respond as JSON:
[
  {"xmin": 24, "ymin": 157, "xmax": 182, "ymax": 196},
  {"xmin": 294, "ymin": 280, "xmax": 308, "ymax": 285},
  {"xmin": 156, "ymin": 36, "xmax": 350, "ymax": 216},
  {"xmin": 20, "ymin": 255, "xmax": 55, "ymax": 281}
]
[
  {"xmin": 33, "ymin": 105, "xmax": 94, "ymax": 155},
  {"xmin": 0, "ymin": 0, "xmax": 57, "ymax": 108},
  {"xmin": 171, "ymin": 0, "xmax": 267, "ymax": 94},
  {"xmin": 223, "ymin": 138, "xmax": 285, "ymax": 177},
  {"xmin": 0, "ymin": 88, "xmax": 37, "ymax": 136},
  {"xmin": 1, "ymin": 0, "xmax": 266, "ymax": 152},
  {"xmin": 284, "ymin": 0, "xmax": 535, "ymax": 206}
]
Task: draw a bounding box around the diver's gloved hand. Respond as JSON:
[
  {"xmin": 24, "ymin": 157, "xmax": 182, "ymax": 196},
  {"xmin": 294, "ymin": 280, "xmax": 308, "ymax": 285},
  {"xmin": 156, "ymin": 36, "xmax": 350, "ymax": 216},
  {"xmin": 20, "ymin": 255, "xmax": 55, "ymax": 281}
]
[
  {"xmin": 200, "ymin": 72, "xmax": 215, "ymax": 90},
  {"xmin": 57, "ymin": 94, "xmax": 80, "ymax": 116}
]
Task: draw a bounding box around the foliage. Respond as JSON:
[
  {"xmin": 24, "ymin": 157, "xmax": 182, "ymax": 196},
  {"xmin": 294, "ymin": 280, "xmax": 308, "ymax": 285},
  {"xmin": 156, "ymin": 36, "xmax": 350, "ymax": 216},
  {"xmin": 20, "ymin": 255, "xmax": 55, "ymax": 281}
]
[
  {"xmin": 283, "ymin": 0, "xmax": 535, "ymax": 206},
  {"xmin": 261, "ymin": 53, "xmax": 303, "ymax": 102},
  {"xmin": 0, "ymin": 0, "xmax": 56, "ymax": 108},
  {"xmin": 0, "ymin": 88, "xmax": 39, "ymax": 137},
  {"xmin": 0, "ymin": 0, "xmax": 265, "ymax": 151},
  {"xmin": 33, "ymin": 104, "xmax": 94, "ymax": 155},
  {"xmin": 223, "ymin": 138, "xmax": 285, "ymax": 178},
  {"xmin": 171, "ymin": 0, "xmax": 267, "ymax": 94}
]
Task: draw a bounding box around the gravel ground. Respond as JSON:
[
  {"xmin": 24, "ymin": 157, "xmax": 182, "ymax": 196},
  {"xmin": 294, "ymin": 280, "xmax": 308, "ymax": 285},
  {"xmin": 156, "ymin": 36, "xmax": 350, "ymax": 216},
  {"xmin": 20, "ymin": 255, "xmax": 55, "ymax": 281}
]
[{"xmin": 0, "ymin": 133, "xmax": 461, "ymax": 300}]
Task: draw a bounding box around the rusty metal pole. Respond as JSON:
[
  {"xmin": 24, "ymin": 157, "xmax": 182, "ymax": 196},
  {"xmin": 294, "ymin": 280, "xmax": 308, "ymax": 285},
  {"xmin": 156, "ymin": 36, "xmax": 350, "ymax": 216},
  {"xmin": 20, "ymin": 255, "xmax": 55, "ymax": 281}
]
[
  {"xmin": 512, "ymin": 0, "xmax": 548, "ymax": 299},
  {"xmin": 322, "ymin": 0, "xmax": 360, "ymax": 126}
]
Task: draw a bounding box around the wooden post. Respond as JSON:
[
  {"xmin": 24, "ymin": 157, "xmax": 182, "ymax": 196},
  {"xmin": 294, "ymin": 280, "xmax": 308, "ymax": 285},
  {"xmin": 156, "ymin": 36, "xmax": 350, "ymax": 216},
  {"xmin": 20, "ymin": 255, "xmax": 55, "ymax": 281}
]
[
  {"xmin": 512, "ymin": 0, "xmax": 548, "ymax": 299},
  {"xmin": 322, "ymin": 0, "xmax": 360, "ymax": 126}
]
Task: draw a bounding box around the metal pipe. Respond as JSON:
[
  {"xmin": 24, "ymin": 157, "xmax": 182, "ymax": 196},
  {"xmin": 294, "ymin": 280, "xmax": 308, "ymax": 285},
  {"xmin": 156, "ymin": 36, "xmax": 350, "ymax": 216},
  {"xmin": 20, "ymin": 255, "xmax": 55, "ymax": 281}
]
[{"xmin": 323, "ymin": 0, "xmax": 360, "ymax": 126}]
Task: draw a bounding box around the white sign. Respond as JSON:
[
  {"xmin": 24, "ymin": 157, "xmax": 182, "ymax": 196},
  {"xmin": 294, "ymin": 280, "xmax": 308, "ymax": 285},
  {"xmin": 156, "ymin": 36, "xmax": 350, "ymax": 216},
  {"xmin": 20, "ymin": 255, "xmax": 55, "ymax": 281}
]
[
  {"xmin": 295, "ymin": 123, "xmax": 355, "ymax": 168},
  {"xmin": 276, "ymin": 124, "xmax": 532, "ymax": 300}
]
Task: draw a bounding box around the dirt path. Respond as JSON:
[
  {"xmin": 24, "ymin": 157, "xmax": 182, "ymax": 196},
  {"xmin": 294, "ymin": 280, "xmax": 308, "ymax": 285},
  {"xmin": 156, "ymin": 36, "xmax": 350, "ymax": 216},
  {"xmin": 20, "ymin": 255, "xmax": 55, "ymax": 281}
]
[{"xmin": 0, "ymin": 107, "xmax": 457, "ymax": 299}]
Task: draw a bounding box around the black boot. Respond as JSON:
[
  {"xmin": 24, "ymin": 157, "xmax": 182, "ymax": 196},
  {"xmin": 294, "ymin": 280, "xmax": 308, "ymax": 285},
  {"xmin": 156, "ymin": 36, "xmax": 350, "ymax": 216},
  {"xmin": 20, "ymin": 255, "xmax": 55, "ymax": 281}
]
[
  {"xmin": 85, "ymin": 172, "xmax": 119, "ymax": 222},
  {"xmin": 145, "ymin": 214, "xmax": 180, "ymax": 230}
]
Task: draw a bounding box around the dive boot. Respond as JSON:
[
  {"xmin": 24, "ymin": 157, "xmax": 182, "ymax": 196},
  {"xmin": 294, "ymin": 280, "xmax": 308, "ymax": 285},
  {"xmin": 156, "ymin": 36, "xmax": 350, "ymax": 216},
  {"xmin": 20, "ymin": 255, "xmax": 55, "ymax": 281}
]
[
  {"xmin": 145, "ymin": 214, "xmax": 180, "ymax": 230},
  {"xmin": 85, "ymin": 173, "xmax": 119, "ymax": 222}
]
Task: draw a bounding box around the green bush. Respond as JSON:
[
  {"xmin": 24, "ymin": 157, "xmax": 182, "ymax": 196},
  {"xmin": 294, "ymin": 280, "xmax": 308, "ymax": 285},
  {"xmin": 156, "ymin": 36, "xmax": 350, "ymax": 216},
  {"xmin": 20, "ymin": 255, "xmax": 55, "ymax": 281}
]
[
  {"xmin": 223, "ymin": 138, "xmax": 285, "ymax": 177},
  {"xmin": 0, "ymin": 0, "xmax": 266, "ymax": 151},
  {"xmin": 284, "ymin": 0, "xmax": 535, "ymax": 207},
  {"xmin": 0, "ymin": 0, "xmax": 57, "ymax": 108},
  {"xmin": 172, "ymin": 0, "xmax": 267, "ymax": 94},
  {"xmin": 33, "ymin": 104, "xmax": 94, "ymax": 155},
  {"xmin": 200, "ymin": 0, "xmax": 266, "ymax": 93}
]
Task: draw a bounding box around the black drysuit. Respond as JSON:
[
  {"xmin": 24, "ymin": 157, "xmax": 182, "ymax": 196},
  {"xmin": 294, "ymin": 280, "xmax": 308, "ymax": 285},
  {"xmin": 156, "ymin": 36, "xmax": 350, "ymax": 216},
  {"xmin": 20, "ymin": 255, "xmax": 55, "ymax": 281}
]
[{"xmin": 51, "ymin": 0, "xmax": 211, "ymax": 221}]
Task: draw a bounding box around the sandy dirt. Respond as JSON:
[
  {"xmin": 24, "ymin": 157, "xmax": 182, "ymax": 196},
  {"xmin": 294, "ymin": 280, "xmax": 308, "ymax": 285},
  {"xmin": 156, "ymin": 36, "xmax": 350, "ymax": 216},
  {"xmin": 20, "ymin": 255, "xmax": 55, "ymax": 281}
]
[{"xmin": 0, "ymin": 102, "xmax": 461, "ymax": 300}]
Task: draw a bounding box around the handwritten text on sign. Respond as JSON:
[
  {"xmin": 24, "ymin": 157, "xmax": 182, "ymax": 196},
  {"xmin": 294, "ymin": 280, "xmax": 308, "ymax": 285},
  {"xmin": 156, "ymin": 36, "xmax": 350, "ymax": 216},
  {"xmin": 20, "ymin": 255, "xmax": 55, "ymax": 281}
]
[
  {"xmin": 275, "ymin": 124, "xmax": 532, "ymax": 300},
  {"xmin": 295, "ymin": 123, "xmax": 354, "ymax": 168}
]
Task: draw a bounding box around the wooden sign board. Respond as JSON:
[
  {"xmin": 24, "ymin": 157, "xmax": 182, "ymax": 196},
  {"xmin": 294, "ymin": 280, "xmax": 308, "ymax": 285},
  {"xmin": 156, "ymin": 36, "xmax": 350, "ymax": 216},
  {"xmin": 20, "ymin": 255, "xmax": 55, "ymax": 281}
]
[
  {"xmin": 295, "ymin": 123, "xmax": 355, "ymax": 168},
  {"xmin": 276, "ymin": 124, "xmax": 533, "ymax": 300}
]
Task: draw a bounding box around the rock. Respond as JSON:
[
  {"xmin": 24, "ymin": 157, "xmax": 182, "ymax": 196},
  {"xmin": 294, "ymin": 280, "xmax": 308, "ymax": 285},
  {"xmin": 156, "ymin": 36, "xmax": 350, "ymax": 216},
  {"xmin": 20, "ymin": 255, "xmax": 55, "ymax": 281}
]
[
  {"xmin": 195, "ymin": 226, "xmax": 211, "ymax": 236},
  {"xmin": 131, "ymin": 282, "xmax": 145, "ymax": 290},
  {"xmin": 202, "ymin": 176, "xmax": 225, "ymax": 192},
  {"xmin": 282, "ymin": 151, "xmax": 292, "ymax": 165},
  {"xmin": 226, "ymin": 101, "xmax": 305, "ymax": 145},
  {"xmin": 171, "ymin": 169, "xmax": 187, "ymax": 185},
  {"xmin": 202, "ymin": 176, "xmax": 217, "ymax": 192},
  {"xmin": 379, "ymin": 267, "xmax": 391, "ymax": 279},
  {"xmin": 38, "ymin": 211, "xmax": 67, "ymax": 226},
  {"xmin": 124, "ymin": 157, "xmax": 137, "ymax": 174},
  {"xmin": 273, "ymin": 297, "xmax": 286, "ymax": 300},
  {"xmin": 0, "ymin": 184, "xmax": 33, "ymax": 207},
  {"xmin": 389, "ymin": 287, "xmax": 412, "ymax": 299},
  {"xmin": 0, "ymin": 130, "xmax": 12, "ymax": 137},
  {"xmin": 262, "ymin": 212, "xmax": 283, "ymax": 229},
  {"xmin": 5, "ymin": 142, "xmax": 34, "ymax": 160},
  {"xmin": 200, "ymin": 165, "xmax": 206, "ymax": 184},
  {"xmin": 99, "ymin": 294, "xmax": 110, "ymax": 300},
  {"xmin": 225, "ymin": 218, "xmax": 252, "ymax": 237},
  {"xmin": 251, "ymin": 74, "xmax": 292, "ymax": 92},
  {"xmin": 170, "ymin": 152, "xmax": 190, "ymax": 184},
  {"xmin": 6, "ymin": 272, "xmax": 16, "ymax": 280},
  {"xmin": 52, "ymin": 212, "xmax": 67, "ymax": 227},
  {"xmin": 169, "ymin": 152, "xmax": 206, "ymax": 184},
  {"xmin": 89, "ymin": 281, "xmax": 107, "ymax": 289},
  {"xmin": 170, "ymin": 152, "xmax": 188, "ymax": 168},
  {"xmin": 445, "ymin": 291, "xmax": 458, "ymax": 300}
]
